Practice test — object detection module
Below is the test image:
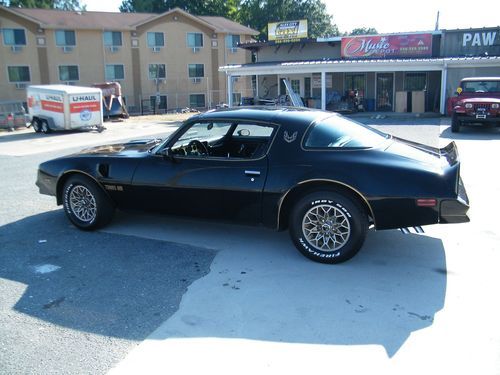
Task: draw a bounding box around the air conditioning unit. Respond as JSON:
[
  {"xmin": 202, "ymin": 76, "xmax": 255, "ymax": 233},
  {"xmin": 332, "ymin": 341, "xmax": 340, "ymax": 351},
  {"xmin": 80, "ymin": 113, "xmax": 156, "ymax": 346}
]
[
  {"xmin": 192, "ymin": 47, "xmax": 200, "ymax": 53},
  {"xmin": 15, "ymin": 83, "xmax": 27, "ymax": 89},
  {"xmin": 62, "ymin": 46, "xmax": 74, "ymax": 53},
  {"xmin": 191, "ymin": 77, "xmax": 201, "ymax": 84},
  {"xmin": 108, "ymin": 46, "xmax": 120, "ymax": 53},
  {"xmin": 11, "ymin": 45, "xmax": 23, "ymax": 53},
  {"xmin": 152, "ymin": 46, "xmax": 161, "ymax": 53},
  {"xmin": 229, "ymin": 47, "xmax": 238, "ymax": 53}
]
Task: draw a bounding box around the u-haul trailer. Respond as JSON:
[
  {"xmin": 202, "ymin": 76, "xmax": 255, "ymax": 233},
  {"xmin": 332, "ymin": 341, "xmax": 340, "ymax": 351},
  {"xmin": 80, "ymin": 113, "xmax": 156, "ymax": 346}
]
[{"xmin": 27, "ymin": 85, "xmax": 104, "ymax": 133}]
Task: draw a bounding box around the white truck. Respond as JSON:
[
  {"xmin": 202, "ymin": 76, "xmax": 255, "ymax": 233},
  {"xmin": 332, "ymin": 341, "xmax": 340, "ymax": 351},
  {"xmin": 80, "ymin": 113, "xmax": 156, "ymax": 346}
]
[{"xmin": 27, "ymin": 85, "xmax": 104, "ymax": 133}]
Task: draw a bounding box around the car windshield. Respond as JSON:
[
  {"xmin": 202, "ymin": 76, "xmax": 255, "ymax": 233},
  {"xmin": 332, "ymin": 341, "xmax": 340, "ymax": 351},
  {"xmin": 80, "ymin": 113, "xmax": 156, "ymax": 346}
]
[
  {"xmin": 462, "ymin": 80, "xmax": 500, "ymax": 93},
  {"xmin": 304, "ymin": 115, "xmax": 388, "ymax": 149}
]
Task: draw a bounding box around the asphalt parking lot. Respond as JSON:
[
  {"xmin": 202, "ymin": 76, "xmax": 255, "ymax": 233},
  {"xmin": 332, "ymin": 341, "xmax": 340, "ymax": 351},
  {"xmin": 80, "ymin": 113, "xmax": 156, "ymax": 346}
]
[{"xmin": 0, "ymin": 114, "xmax": 499, "ymax": 374}]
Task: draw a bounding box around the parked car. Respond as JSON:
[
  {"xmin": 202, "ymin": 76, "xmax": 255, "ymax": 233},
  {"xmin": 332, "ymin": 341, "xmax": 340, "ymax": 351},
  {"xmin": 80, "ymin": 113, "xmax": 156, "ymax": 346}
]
[
  {"xmin": 0, "ymin": 101, "xmax": 29, "ymax": 131},
  {"xmin": 450, "ymin": 77, "xmax": 500, "ymax": 133},
  {"xmin": 36, "ymin": 107, "xmax": 470, "ymax": 264}
]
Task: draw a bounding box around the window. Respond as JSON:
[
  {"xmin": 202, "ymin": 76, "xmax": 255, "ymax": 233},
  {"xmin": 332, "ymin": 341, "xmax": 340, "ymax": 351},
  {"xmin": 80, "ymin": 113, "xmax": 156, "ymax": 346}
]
[
  {"xmin": 304, "ymin": 77, "xmax": 311, "ymax": 97},
  {"xmin": 188, "ymin": 64, "xmax": 204, "ymax": 78},
  {"xmin": 147, "ymin": 32, "xmax": 164, "ymax": 47},
  {"xmin": 189, "ymin": 94, "xmax": 205, "ymax": 108},
  {"xmin": 233, "ymin": 123, "xmax": 274, "ymax": 137},
  {"xmin": 405, "ymin": 73, "xmax": 427, "ymax": 91},
  {"xmin": 8, "ymin": 66, "xmax": 30, "ymax": 82},
  {"xmin": 225, "ymin": 34, "xmax": 240, "ymax": 48},
  {"xmin": 105, "ymin": 64, "xmax": 124, "ymax": 81},
  {"xmin": 3, "ymin": 29, "xmax": 26, "ymax": 45},
  {"xmin": 232, "ymin": 93, "xmax": 242, "ymax": 105},
  {"xmin": 291, "ymin": 79, "xmax": 300, "ymax": 94},
  {"xmin": 150, "ymin": 95, "xmax": 167, "ymax": 110},
  {"xmin": 345, "ymin": 74, "xmax": 366, "ymax": 94},
  {"xmin": 55, "ymin": 30, "xmax": 76, "ymax": 46},
  {"xmin": 304, "ymin": 116, "xmax": 387, "ymax": 149},
  {"xmin": 148, "ymin": 64, "xmax": 166, "ymax": 79},
  {"xmin": 59, "ymin": 65, "xmax": 79, "ymax": 81},
  {"xmin": 103, "ymin": 31, "xmax": 122, "ymax": 46},
  {"xmin": 462, "ymin": 80, "xmax": 500, "ymax": 93},
  {"xmin": 187, "ymin": 33, "xmax": 203, "ymax": 48}
]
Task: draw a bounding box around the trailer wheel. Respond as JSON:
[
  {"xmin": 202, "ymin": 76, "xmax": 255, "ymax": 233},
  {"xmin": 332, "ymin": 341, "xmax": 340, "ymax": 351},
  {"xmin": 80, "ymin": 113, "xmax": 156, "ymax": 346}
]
[
  {"xmin": 41, "ymin": 120, "xmax": 51, "ymax": 134},
  {"xmin": 32, "ymin": 119, "xmax": 42, "ymax": 133}
]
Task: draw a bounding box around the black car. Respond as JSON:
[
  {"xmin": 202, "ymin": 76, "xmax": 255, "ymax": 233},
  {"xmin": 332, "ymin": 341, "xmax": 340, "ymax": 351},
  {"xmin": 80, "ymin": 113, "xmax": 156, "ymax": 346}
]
[{"xmin": 36, "ymin": 107, "xmax": 469, "ymax": 264}]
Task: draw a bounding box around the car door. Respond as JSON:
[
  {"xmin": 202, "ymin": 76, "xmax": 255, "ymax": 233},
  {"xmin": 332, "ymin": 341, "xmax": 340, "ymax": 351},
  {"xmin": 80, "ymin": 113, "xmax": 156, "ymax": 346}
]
[{"xmin": 130, "ymin": 121, "xmax": 275, "ymax": 224}]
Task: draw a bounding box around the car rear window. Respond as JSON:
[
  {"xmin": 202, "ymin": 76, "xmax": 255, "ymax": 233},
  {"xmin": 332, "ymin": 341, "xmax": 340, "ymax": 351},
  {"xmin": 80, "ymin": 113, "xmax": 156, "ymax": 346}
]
[{"xmin": 304, "ymin": 115, "xmax": 388, "ymax": 149}]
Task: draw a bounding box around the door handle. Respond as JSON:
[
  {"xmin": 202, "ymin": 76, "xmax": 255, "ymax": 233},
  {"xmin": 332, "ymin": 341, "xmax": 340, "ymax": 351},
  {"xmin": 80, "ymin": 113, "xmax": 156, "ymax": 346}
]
[{"xmin": 245, "ymin": 170, "xmax": 261, "ymax": 176}]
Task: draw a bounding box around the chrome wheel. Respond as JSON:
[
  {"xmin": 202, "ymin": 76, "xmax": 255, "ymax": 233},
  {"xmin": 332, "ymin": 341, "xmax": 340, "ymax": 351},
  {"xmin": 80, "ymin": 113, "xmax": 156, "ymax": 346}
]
[
  {"xmin": 302, "ymin": 204, "xmax": 351, "ymax": 251},
  {"xmin": 69, "ymin": 185, "xmax": 97, "ymax": 223}
]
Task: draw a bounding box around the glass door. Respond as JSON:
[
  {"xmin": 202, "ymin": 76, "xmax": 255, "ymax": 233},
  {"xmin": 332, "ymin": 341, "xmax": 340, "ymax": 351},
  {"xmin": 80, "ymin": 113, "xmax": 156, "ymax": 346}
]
[{"xmin": 376, "ymin": 73, "xmax": 394, "ymax": 111}]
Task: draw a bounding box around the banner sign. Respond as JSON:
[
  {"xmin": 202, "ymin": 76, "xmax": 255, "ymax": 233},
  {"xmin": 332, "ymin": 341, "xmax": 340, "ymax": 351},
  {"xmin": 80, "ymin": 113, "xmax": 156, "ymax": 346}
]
[
  {"xmin": 268, "ymin": 20, "xmax": 308, "ymax": 44},
  {"xmin": 341, "ymin": 33, "xmax": 433, "ymax": 58}
]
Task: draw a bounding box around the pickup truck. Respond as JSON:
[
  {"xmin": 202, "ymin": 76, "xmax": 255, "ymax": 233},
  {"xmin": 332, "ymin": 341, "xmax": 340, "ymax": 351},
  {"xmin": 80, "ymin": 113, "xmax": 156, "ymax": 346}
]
[{"xmin": 449, "ymin": 77, "xmax": 500, "ymax": 133}]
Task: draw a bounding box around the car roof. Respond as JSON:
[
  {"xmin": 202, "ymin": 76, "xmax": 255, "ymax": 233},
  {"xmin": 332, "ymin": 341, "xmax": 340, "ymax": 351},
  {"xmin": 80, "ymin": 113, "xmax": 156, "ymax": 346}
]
[
  {"xmin": 461, "ymin": 77, "xmax": 500, "ymax": 82},
  {"xmin": 192, "ymin": 106, "xmax": 337, "ymax": 126}
]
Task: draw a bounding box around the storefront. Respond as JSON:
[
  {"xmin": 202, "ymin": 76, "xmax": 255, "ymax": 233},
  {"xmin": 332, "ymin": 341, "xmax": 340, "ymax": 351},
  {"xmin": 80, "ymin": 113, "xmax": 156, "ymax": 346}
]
[{"xmin": 220, "ymin": 27, "xmax": 500, "ymax": 114}]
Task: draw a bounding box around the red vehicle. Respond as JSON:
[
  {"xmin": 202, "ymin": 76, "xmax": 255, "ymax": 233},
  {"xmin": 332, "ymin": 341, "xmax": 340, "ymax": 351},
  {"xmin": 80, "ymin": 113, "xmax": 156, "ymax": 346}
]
[{"xmin": 449, "ymin": 77, "xmax": 500, "ymax": 133}]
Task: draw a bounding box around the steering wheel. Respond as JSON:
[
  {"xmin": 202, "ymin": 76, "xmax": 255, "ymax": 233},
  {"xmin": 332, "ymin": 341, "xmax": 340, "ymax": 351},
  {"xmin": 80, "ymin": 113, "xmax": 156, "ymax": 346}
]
[{"xmin": 187, "ymin": 140, "xmax": 209, "ymax": 156}]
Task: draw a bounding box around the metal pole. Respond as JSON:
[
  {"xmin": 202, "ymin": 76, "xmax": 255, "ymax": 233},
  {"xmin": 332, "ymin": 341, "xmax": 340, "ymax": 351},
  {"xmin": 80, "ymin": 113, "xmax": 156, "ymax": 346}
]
[
  {"xmin": 227, "ymin": 74, "xmax": 233, "ymax": 107},
  {"xmin": 321, "ymin": 71, "xmax": 326, "ymax": 110},
  {"xmin": 440, "ymin": 63, "xmax": 448, "ymax": 115}
]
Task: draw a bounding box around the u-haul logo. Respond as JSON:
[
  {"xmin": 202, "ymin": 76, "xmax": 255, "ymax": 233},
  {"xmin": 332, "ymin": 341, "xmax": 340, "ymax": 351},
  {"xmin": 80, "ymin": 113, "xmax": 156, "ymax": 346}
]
[{"xmin": 71, "ymin": 95, "xmax": 98, "ymax": 102}]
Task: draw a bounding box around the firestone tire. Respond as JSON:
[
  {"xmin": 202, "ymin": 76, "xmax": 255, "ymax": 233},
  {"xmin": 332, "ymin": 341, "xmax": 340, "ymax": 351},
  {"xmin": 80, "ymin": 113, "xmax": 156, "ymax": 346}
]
[
  {"xmin": 289, "ymin": 191, "xmax": 368, "ymax": 264},
  {"xmin": 451, "ymin": 113, "xmax": 460, "ymax": 133},
  {"xmin": 62, "ymin": 175, "xmax": 115, "ymax": 230}
]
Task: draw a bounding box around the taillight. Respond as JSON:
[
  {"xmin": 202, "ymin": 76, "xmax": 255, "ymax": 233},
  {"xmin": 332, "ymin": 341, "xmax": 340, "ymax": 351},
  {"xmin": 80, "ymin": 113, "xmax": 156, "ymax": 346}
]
[{"xmin": 416, "ymin": 199, "xmax": 437, "ymax": 207}]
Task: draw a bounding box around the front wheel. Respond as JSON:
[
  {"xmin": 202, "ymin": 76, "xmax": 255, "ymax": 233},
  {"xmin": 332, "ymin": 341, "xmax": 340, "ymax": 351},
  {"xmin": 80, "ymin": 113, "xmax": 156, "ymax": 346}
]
[
  {"xmin": 451, "ymin": 113, "xmax": 460, "ymax": 133},
  {"xmin": 62, "ymin": 175, "xmax": 115, "ymax": 230},
  {"xmin": 289, "ymin": 191, "xmax": 368, "ymax": 264}
]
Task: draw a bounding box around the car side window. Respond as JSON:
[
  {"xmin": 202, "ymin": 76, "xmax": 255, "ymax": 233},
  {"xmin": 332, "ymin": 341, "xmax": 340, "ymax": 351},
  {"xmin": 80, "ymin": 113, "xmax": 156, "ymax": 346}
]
[
  {"xmin": 230, "ymin": 123, "xmax": 275, "ymax": 159},
  {"xmin": 171, "ymin": 122, "xmax": 232, "ymax": 157}
]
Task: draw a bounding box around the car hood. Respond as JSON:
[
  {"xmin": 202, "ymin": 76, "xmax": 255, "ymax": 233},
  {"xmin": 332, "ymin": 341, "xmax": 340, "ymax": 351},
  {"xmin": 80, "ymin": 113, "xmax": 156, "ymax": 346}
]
[{"xmin": 77, "ymin": 138, "xmax": 162, "ymax": 157}]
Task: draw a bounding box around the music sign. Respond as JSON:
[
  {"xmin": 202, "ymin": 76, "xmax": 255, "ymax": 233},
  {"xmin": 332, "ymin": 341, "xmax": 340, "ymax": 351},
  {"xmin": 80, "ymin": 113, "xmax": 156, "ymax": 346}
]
[{"xmin": 341, "ymin": 33, "xmax": 432, "ymax": 58}]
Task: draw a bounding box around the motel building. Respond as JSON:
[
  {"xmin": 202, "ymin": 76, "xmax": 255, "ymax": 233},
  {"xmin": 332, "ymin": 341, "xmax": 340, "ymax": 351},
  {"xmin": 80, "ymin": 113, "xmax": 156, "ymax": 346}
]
[{"xmin": 221, "ymin": 22, "xmax": 500, "ymax": 114}]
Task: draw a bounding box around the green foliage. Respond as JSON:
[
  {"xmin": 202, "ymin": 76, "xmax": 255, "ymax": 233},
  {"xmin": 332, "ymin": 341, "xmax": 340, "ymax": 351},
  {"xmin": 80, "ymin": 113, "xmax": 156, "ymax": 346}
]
[
  {"xmin": 238, "ymin": 0, "xmax": 338, "ymax": 40},
  {"xmin": 119, "ymin": 0, "xmax": 238, "ymax": 16},
  {"xmin": 6, "ymin": 0, "xmax": 85, "ymax": 10},
  {"xmin": 349, "ymin": 27, "xmax": 378, "ymax": 36},
  {"xmin": 119, "ymin": 0, "xmax": 338, "ymax": 40}
]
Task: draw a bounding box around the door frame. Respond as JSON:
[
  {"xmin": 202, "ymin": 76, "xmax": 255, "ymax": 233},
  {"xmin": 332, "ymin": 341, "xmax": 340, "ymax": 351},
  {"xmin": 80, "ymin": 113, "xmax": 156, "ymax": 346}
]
[{"xmin": 375, "ymin": 72, "xmax": 395, "ymax": 111}]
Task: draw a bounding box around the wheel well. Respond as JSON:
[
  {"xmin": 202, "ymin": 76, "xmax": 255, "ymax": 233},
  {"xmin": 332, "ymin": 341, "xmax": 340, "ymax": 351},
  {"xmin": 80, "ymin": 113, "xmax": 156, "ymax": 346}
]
[
  {"xmin": 56, "ymin": 171, "xmax": 110, "ymax": 205},
  {"xmin": 278, "ymin": 181, "xmax": 374, "ymax": 230}
]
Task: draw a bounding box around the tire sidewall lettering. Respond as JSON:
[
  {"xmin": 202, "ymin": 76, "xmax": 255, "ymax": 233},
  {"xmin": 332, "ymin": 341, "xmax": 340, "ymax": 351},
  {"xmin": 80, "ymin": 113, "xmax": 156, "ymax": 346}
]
[{"xmin": 64, "ymin": 181, "xmax": 96, "ymax": 225}]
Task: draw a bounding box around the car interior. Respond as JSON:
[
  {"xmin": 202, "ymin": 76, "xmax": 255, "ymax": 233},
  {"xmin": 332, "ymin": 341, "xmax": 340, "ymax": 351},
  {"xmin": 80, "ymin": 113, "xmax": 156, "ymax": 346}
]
[{"xmin": 170, "ymin": 121, "xmax": 275, "ymax": 159}]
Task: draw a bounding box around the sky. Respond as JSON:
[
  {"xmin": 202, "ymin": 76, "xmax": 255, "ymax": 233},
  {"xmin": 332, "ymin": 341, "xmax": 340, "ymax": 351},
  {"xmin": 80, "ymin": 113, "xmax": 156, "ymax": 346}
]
[{"xmin": 83, "ymin": 0, "xmax": 500, "ymax": 34}]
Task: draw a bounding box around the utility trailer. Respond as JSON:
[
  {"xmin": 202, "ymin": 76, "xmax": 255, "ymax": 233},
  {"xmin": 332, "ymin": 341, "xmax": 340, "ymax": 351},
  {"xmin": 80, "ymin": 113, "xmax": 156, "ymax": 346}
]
[{"xmin": 27, "ymin": 85, "xmax": 104, "ymax": 133}]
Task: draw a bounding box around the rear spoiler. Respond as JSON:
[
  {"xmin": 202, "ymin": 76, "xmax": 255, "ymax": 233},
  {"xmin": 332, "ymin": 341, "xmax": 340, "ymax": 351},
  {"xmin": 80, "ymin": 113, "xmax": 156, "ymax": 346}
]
[{"xmin": 439, "ymin": 141, "xmax": 459, "ymax": 166}]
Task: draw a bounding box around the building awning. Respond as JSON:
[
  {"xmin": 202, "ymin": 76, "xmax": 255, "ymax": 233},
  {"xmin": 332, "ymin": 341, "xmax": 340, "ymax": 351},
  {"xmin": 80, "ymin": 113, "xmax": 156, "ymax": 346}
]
[{"xmin": 220, "ymin": 56, "xmax": 500, "ymax": 75}]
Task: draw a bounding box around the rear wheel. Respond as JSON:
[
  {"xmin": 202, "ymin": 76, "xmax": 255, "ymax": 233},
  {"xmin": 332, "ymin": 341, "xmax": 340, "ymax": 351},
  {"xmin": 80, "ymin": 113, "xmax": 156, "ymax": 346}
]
[
  {"xmin": 289, "ymin": 191, "xmax": 368, "ymax": 264},
  {"xmin": 32, "ymin": 118, "xmax": 41, "ymax": 133},
  {"xmin": 62, "ymin": 175, "xmax": 115, "ymax": 230},
  {"xmin": 451, "ymin": 113, "xmax": 460, "ymax": 133},
  {"xmin": 41, "ymin": 120, "xmax": 51, "ymax": 134}
]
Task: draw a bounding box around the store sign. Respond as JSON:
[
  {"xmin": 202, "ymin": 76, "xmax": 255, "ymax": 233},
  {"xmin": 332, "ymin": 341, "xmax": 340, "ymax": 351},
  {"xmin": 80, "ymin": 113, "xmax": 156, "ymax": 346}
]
[
  {"xmin": 441, "ymin": 28, "xmax": 500, "ymax": 57},
  {"xmin": 341, "ymin": 33, "xmax": 432, "ymax": 58},
  {"xmin": 268, "ymin": 20, "xmax": 308, "ymax": 44}
]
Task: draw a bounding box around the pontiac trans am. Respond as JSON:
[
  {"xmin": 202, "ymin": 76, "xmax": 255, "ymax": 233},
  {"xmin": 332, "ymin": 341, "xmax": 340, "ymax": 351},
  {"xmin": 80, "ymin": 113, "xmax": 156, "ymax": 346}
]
[{"xmin": 36, "ymin": 107, "xmax": 470, "ymax": 264}]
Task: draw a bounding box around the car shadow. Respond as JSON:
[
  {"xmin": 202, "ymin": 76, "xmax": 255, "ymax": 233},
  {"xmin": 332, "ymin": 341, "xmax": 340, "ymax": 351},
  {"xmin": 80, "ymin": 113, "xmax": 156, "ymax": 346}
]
[
  {"xmin": 0, "ymin": 129, "xmax": 103, "ymax": 143},
  {"xmin": 0, "ymin": 209, "xmax": 447, "ymax": 358},
  {"xmin": 108, "ymin": 211, "xmax": 447, "ymax": 358},
  {"xmin": 440, "ymin": 125, "xmax": 500, "ymax": 140}
]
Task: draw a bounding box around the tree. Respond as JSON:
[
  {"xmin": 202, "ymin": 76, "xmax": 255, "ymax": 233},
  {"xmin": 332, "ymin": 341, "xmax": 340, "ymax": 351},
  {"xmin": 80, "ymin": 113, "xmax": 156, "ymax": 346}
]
[
  {"xmin": 6, "ymin": 0, "xmax": 86, "ymax": 10},
  {"xmin": 120, "ymin": 0, "xmax": 238, "ymax": 17},
  {"xmin": 350, "ymin": 27, "xmax": 378, "ymax": 36},
  {"xmin": 238, "ymin": 0, "xmax": 338, "ymax": 40}
]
